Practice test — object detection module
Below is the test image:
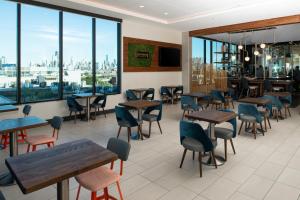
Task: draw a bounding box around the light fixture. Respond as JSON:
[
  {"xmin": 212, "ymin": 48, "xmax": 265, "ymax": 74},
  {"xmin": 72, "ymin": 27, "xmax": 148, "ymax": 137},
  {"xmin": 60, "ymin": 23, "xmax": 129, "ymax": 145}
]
[
  {"xmin": 266, "ymin": 55, "xmax": 272, "ymax": 60},
  {"xmin": 238, "ymin": 44, "xmax": 243, "ymax": 50},
  {"xmin": 164, "ymin": 12, "xmax": 168, "ymax": 15},
  {"xmin": 260, "ymin": 43, "xmax": 266, "ymax": 49},
  {"xmin": 254, "ymin": 50, "xmax": 259, "ymax": 56},
  {"xmin": 245, "ymin": 56, "xmax": 250, "ymax": 62},
  {"xmin": 231, "ymin": 55, "xmax": 236, "ymax": 61},
  {"xmin": 139, "ymin": 5, "xmax": 144, "ymax": 8}
]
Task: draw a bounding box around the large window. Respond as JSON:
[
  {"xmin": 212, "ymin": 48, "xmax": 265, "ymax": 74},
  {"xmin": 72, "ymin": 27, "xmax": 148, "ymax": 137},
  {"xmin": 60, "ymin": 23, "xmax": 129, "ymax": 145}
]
[
  {"xmin": 21, "ymin": 4, "xmax": 59, "ymax": 102},
  {"xmin": 96, "ymin": 19, "xmax": 119, "ymax": 94},
  {"xmin": 0, "ymin": 1, "xmax": 17, "ymax": 104},
  {"xmin": 205, "ymin": 40, "xmax": 211, "ymax": 64},
  {"xmin": 0, "ymin": 0, "xmax": 121, "ymax": 105},
  {"xmin": 63, "ymin": 12, "xmax": 92, "ymax": 96}
]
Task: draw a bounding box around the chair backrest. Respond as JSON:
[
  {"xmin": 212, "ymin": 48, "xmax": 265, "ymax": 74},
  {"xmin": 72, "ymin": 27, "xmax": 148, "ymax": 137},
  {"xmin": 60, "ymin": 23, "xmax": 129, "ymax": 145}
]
[
  {"xmin": 115, "ymin": 106, "xmax": 138, "ymax": 127},
  {"xmin": 173, "ymin": 85, "xmax": 183, "ymax": 94},
  {"xmin": 240, "ymin": 77, "xmax": 249, "ymax": 89},
  {"xmin": 143, "ymin": 100, "xmax": 163, "ymax": 121},
  {"xmin": 264, "ymin": 80, "xmax": 272, "ymax": 92},
  {"xmin": 23, "ymin": 105, "xmax": 31, "ymax": 116},
  {"xmin": 126, "ymin": 90, "xmax": 138, "ymax": 101},
  {"xmin": 66, "ymin": 96, "xmax": 83, "ymax": 111},
  {"xmin": 238, "ymin": 104, "xmax": 262, "ymax": 123},
  {"xmin": 279, "ymin": 95, "xmax": 292, "ymax": 105},
  {"xmin": 263, "ymin": 95, "xmax": 283, "ymax": 109},
  {"xmin": 142, "ymin": 88, "xmax": 155, "ymax": 100},
  {"xmin": 50, "ymin": 116, "xmax": 63, "ymax": 139},
  {"xmin": 160, "ymin": 87, "xmax": 172, "ymax": 97},
  {"xmin": 93, "ymin": 95, "xmax": 107, "ymax": 107},
  {"xmin": 211, "ymin": 90, "xmax": 225, "ymax": 102},
  {"xmin": 181, "ymin": 95, "xmax": 199, "ymax": 110},
  {"xmin": 218, "ymin": 109, "xmax": 237, "ymax": 138},
  {"xmin": 179, "ymin": 120, "xmax": 214, "ymax": 152}
]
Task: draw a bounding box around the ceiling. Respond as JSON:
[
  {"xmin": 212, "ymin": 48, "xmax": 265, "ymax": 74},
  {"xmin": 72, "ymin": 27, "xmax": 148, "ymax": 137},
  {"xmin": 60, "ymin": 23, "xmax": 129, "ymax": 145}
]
[
  {"xmin": 206, "ymin": 23, "xmax": 300, "ymax": 45},
  {"xmin": 49, "ymin": 0, "xmax": 300, "ymax": 32}
]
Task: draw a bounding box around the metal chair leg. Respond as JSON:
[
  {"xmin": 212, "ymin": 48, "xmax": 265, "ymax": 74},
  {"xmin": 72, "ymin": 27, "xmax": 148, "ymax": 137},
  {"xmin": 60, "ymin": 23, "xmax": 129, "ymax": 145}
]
[
  {"xmin": 198, "ymin": 152, "xmax": 202, "ymax": 177},
  {"xmin": 179, "ymin": 149, "xmax": 187, "ymax": 168}
]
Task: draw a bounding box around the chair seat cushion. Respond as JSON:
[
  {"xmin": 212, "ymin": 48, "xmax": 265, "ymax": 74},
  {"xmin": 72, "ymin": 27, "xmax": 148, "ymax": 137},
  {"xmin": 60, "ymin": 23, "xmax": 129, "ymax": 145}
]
[
  {"xmin": 215, "ymin": 127, "xmax": 233, "ymax": 139},
  {"xmin": 240, "ymin": 115, "xmax": 256, "ymax": 122},
  {"xmin": 25, "ymin": 135, "xmax": 55, "ymax": 145},
  {"xmin": 118, "ymin": 119, "xmax": 142, "ymax": 127},
  {"xmin": 75, "ymin": 166, "xmax": 120, "ymax": 192},
  {"xmin": 142, "ymin": 114, "xmax": 158, "ymax": 122},
  {"xmin": 182, "ymin": 137, "xmax": 217, "ymax": 152}
]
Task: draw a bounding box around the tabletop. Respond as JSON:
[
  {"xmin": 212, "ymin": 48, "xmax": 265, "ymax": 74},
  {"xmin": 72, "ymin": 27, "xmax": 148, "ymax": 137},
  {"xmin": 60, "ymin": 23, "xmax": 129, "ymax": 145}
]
[
  {"xmin": 264, "ymin": 92, "xmax": 291, "ymax": 97},
  {"xmin": 73, "ymin": 93, "xmax": 103, "ymax": 98},
  {"xmin": 238, "ymin": 98, "xmax": 271, "ymax": 106},
  {"xmin": 130, "ymin": 88, "xmax": 149, "ymax": 92},
  {"xmin": 0, "ymin": 105, "xmax": 18, "ymax": 113},
  {"xmin": 5, "ymin": 139, "xmax": 117, "ymax": 194},
  {"xmin": 119, "ymin": 100, "xmax": 160, "ymax": 109},
  {"xmin": 0, "ymin": 116, "xmax": 48, "ymax": 134},
  {"xmin": 183, "ymin": 92, "xmax": 208, "ymax": 98},
  {"xmin": 186, "ymin": 110, "xmax": 236, "ymax": 124}
]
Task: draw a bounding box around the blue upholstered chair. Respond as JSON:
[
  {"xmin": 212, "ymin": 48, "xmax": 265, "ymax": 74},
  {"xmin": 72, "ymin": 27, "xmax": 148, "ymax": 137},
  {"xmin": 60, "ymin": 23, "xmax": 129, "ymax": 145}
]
[
  {"xmin": 215, "ymin": 109, "xmax": 237, "ymax": 161},
  {"xmin": 115, "ymin": 106, "xmax": 143, "ymax": 143},
  {"xmin": 142, "ymin": 101, "xmax": 163, "ymax": 137},
  {"xmin": 142, "ymin": 88, "xmax": 155, "ymax": 100},
  {"xmin": 259, "ymin": 95, "xmax": 272, "ymax": 131},
  {"xmin": 90, "ymin": 95, "xmax": 107, "ymax": 118},
  {"xmin": 280, "ymin": 95, "xmax": 292, "ymax": 118},
  {"xmin": 238, "ymin": 104, "xmax": 264, "ymax": 139},
  {"xmin": 160, "ymin": 87, "xmax": 172, "ymax": 103},
  {"xmin": 265, "ymin": 95, "xmax": 283, "ymax": 122},
  {"xmin": 181, "ymin": 95, "xmax": 202, "ymax": 119},
  {"xmin": 264, "ymin": 79, "xmax": 272, "ymax": 92},
  {"xmin": 67, "ymin": 96, "xmax": 84, "ymax": 123},
  {"xmin": 173, "ymin": 85, "xmax": 183, "ymax": 102},
  {"xmin": 210, "ymin": 90, "xmax": 226, "ymax": 109},
  {"xmin": 179, "ymin": 120, "xmax": 217, "ymax": 177},
  {"xmin": 126, "ymin": 90, "xmax": 138, "ymax": 101}
]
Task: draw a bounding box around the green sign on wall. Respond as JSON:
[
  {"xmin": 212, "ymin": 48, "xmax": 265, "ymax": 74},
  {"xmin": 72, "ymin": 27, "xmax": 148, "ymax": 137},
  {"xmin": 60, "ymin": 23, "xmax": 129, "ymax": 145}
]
[{"xmin": 128, "ymin": 43, "xmax": 154, "ymax": 67}]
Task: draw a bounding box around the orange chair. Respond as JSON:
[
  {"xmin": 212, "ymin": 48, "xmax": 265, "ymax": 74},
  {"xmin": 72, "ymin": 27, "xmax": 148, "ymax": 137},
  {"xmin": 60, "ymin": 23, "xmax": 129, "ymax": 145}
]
[
  {"xmin": 75, "ymin": 138, "xmax": 131, "ymax": 200},
  {"xmin": 25, "ymin": 116, "xmax": 63, "ymax": 152}
]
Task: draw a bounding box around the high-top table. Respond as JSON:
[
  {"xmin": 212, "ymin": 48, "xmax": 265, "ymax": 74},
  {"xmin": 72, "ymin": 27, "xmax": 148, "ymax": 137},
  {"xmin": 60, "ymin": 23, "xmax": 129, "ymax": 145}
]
[
  {"xmin": 73, "ymin": 93, "xmax": 103, "ymax": 121},
  {"xmin": 6, "ymin": 139, "xmax": 117, "ymax": 200},
  {"xmin": 0, "ymin": 116, "xmax": 48, "ymax": 186},
  {"xmin": 186, "ymin": 110, "xmax": 236, "ymax": 166},
  {"xmin": 0, "ymin": 105, "xmax": 18, "ymax": 113},
  {"xmin": 130, "ymin": 88, "xmax": 149, "ymax": 99}
]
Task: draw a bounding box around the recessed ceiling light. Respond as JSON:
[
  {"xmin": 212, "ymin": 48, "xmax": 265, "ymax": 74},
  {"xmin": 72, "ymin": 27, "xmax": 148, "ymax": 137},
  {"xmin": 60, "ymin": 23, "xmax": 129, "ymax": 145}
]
[
  {"xmin": 164, "ymin": 12, "xmax": 168, "ymax": 15},
  {"xmin": 139, "ymin": 5, "xmax": 144, "ymax": 8}
]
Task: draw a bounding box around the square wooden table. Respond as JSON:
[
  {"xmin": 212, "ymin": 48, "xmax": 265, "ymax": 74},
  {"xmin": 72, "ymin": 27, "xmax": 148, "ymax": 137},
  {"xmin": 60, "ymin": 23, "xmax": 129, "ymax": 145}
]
[
  {"xmin": 73, "ymin": 93, "xmax": 103, "ymax": 121},
  {"xmin": 264, "ymin": 92, "xmax": 291, "ymax": 98},
  {"xmin": 238, "ymin": 97, "xmax": 271, "ymax": 106},
  {"xmin": 6, "ymin": 139, "xmax": 117, "ymax": 200},
  {"xmin": 0, "ymin": 116, "xmax": 48, "ymax": 186},
  {"xmin": 0, "ymin": 105, "xmax": 18, "ymax": 113},
  {"xmin": 186, "ymin": 110, "xmax": 236, "ymax": 166},
  {"xmin": 129, "ymin": 88, "xmax": 149, "ymax": 99}
]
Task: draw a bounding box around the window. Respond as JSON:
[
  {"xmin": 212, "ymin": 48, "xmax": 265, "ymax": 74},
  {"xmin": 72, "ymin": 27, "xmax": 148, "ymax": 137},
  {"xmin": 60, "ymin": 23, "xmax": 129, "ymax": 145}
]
[
  {"xmin": 21, "ymin": 4, "xmax": 59, "ymax": 103},
  {"xmin": 205, "ymin": 40, "xmax": 211, "ymax": 64},
  {"xmin": 63, "ymin": 12, "xmax": 92, "ymax": 97},
  {"xmin": 192, "ymin": 38, "xmax": 204, "ymax": 65},
  {"xmin": 96, "ymin": 19, "xmax": 119, "ymax": 94},
  {"xmin": 0, "ymin": 1, "xmax": 17, "ymax": 105}
]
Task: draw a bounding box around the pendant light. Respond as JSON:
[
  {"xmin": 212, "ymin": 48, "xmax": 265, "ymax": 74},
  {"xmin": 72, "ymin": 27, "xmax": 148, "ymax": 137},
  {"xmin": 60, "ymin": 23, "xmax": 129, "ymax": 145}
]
[
  {"xmin": 244, "ymin": 39, "xmax": 250, "ymax": 62},
  {"xmin": 254, "ymin": 50, "xmax": 259, "ymax": 56}
]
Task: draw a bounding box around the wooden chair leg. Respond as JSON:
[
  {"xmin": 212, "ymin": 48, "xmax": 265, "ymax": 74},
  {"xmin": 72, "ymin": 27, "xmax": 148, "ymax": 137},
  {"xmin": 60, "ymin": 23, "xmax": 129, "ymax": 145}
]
[
  {"xmin": 74, "ymin": 112, "xmax": 77, "ymax": 124},
  {"xmin": 252, "ymin": 123, "xmax": 256, "ymax": 139},
  {"xmin": 229, "ymin": 139, "xmax": 236, "ymax": 154},
  {"xmin": 179, "ymin": 148, "xmax": 187, "ymax": 168},
  {"xmin": 117, "ymin": 126, "xmax": 122, "ymax": 138},
  {"xmin": 32, "ymin": 145, "xmax": 37, "ymax": 151},
  {"xmin": 267, "ymin": 117, "xmax": 271, "ymax": 129},
  {"xmin": 285, "ymin": 107, "xmax": 287, "ymax": 118},
  {"xmin": 238, "ymin": 121, "xmax": 244, "ymax": 135},
  {"xmin": 91, "ymin": 191, "xmax": 97, "ymax": 200},
  {"xmin": 26, "ymin": 144, "xmax": 30, "ymax": 153},
  {"xmin": 264, "ymin": 117, "xmax": 267, "ymax": 132},
  {"xmin": 224, "ymin": 139, "xmax": 227, "ymax": 161},
  {"xmin": 198, "ymin": 152, "xmax": 202, "ymax": 177},
  {"xmin": 102, "ymin": 108, "xmax": 107, "ymax": 118},
  {"xmin": 76, "ymin": 185, "xmax": 81, "ymax": 200},
  {"xmin": 127, "ymin": 127, "xmax": 131, "ymax": 143},
  {"xmin": 259, "ymin": 123, "xmax": 265, "ymax": 136},
  {"xmin": 288, "ymin": 107, "xmax": 291, "ymax": 117},
  {"xmin": 138, "ymin": 125, "xmax": 144, "ymax": 140},
  {"xmin": 148, "ymin": 122, "xmax": 152, "ymax": 137},
  {"xmin": 192, "ymin": 151, "xmax": 195, "ymax": 160},
  {"xmin": 116, "ymin": 181, "xmax": 124, "ymax": 200},
  {"xmin": 211, "ymin": 151, "xmax": 218, "ymax": 169},
  {"xmin": 157, "ymin": 121, "xmax": 162, "ymax": 134},
  {"xmin": 47, "ymin": 143, "xmax": 51, "ymax": 148}
]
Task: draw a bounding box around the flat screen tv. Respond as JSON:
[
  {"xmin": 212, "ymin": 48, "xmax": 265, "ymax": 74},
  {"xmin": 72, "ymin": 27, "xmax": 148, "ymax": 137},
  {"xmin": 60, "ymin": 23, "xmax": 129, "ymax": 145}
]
[{"xmin": 159, "ymin": 47, "xmax": 181, "ymax": 67}]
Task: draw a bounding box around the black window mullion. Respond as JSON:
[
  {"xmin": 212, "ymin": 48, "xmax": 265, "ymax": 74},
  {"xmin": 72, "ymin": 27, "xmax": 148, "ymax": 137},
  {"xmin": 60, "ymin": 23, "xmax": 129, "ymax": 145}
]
[
  {"xmin": 117, "ymin": 22, "xmax": 122, "ymax": 94},
  {"xmin": 204, "ymin": 40, "xmax": 206, "ymax": 64},
  {"xmin": 92, "ymin": 18, "xmax": 96, "ymax": 94},
  {"xmin": 59, "ymin": 11, "xmax": 63, "ymax": 99},
  {"xmin": 17, "ymin": 3, "xmax": 21, "ymax": 104}
]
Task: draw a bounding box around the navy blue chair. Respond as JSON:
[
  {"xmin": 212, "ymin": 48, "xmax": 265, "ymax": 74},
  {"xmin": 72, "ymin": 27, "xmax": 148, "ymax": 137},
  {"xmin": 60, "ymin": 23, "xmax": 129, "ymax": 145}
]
[
  {"xmin": 179, "ymin": 120, "xmax": 217, "ymax": 177},
  {"xmin": 91, "ymin": 95, "xmax": 107, "ymax": 118},
  {"xmin": 173, "ymin": 85, "xmax": 183, "ymax": 102},
  {"xmin": 259, "ymin": 95, "xmax": 272, "ymax": 131},
  {"xmin": 160, "ymin": 87, "xmax": 172, "ymax": 103},
  {"xmin": 280, "ymin": 95, "xmax": 292, "ymax": 118},
  {"xmin": 126, "ymin": 90, "xmax": 138, "ymax": 101},
  {"xmin": 67, "ymin": 96, "xmax": 84, "ymax": 123},
  {"xmin": 181, "ymin": 95, "xmax": 202, "ymax": 119},
  {"xmin": 142, "ymin": 101, "xmax": 163, "ymax": 137},
  {"xmin": 238, "ymin": 104, "xmax": 264, "ymax": 139},
  {"xmin": 115, "ymin": 106, "xmax": 143, "ymax": 143},
  {"xmin": 142, "ymin": 88, "xmax": 155, "ymax": 100},
  {"xmin": 210, "ymin": 90, "xmax": 226, "ymax": 109},
  {"xmin": 215, "ymin": 109, "xmax": 237, "ymax": 161},
  {"xmin": 265, "ymin": 95, "xmax": 283, "ymax": 122}
]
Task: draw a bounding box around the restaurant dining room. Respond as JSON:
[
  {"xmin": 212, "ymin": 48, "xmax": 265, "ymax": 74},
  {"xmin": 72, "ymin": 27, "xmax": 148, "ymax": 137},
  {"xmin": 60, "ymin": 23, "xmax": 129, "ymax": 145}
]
[{"xmin": 1, "ymin": 0, "xmax": 300, "ymax": 200}]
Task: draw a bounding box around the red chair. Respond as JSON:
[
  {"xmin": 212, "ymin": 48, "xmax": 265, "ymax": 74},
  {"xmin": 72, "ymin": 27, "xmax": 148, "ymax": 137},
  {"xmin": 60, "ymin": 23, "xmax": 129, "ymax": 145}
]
[
  {"xmin": 75, "ymin": 138, "xmax": 131, "ymax": 200},
  {"xmin": 25, "ymin": 116, "xmax": 63, "ymax": 152}
]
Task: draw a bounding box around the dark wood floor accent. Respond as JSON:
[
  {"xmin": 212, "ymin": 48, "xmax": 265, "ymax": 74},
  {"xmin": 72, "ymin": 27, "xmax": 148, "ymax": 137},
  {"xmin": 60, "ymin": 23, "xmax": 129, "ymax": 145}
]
[{"xmin": 5, "ymin": 139, "xmax": 117, "ymax": 194}]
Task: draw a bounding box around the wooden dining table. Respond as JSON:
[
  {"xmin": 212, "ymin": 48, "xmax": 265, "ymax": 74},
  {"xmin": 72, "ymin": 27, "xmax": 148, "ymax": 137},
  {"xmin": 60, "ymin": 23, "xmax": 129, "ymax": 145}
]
[
  {"xmin": 5, "ymin": 139, "xmax": 117, "ymax": 200},
  {"xmin": 186, "ymin": 110, "xmax": 236, "ymax": 166},
  {"xmin": 264, "ymin": 92, "xmax": 291, "ymax": 98},
  {"xmin": 238, "ymin": 97, "xmax": 271, "ymax": 106},
  {"xmin": 0, "ymin": 116, "xmax": 48, "ymax": 186}
]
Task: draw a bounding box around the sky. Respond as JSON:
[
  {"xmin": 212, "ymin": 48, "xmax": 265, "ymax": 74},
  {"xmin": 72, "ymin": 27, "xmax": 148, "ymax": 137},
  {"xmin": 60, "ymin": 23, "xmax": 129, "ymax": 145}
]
[{"xmin": 0, "ymin": 1, "xmax": 118, "ymax": 66}]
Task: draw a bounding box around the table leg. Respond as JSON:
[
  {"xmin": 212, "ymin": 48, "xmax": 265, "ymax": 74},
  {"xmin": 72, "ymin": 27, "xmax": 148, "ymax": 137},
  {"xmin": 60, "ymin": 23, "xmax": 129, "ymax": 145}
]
[
  {"xmin": 57, "ymin": 179, "xmax": 69, "ymax": 200},
  {"xmin": 0, "ymin": 132, "xmax": 18, "ymax": 186},
  {"xmin": 86, "ymin": 97, "xmax": 90, "ymax": 121},
  {"xmin": 202, "ymin": 123, "xmax": 225, "ymax": 166},
  {"xmin": 131, "ymin": 109, "xmax": 143, "ymax": 140},
  {"xmin": 171, "ymin": 88, "xmax": 174, "ymax": 104}
]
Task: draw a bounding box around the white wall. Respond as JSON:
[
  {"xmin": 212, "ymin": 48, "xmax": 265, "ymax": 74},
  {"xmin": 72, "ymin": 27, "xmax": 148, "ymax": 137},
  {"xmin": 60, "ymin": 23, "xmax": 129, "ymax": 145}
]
[{"xmin": 0, "ymin": 19, "xmax": 182, "ymax": 120}]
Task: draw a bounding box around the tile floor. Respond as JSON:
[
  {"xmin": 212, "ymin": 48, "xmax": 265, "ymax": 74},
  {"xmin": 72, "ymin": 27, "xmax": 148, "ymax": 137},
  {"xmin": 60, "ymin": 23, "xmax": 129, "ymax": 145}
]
[{"xmin": 1, "ymin": 102, "xmax": 300, "ymax": 200}]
